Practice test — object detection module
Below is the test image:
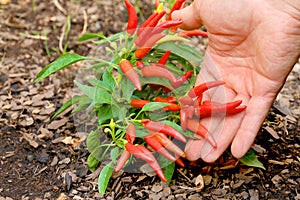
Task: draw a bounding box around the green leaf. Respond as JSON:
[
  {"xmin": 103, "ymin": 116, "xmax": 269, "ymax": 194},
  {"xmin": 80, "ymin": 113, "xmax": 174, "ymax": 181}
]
[
  {"xmin": 102, "ymin": 69, "xmax": 115, "ymax": 92},
  {"xmin": 35, "ymin": 53, "xmax": 88, "ymax": 82},
  {"xmin": 110, "ymin": 147, "xmax": 121, "ymax": 163},
  {"xmin": 112, "ymin": 105, "xmax": 128, "ymax": 122},
  {"xmin": 238, "ymin": 149, "xmax": 266, "ymax": 170},
  {"xmin": 98, "ymin": 162, "xmax": 113, "ymax": 194},
  {"xmin": 141, "ymin": 76, "xmax": 172, "ymax": 89},
  {"xmin": 156, "ymin": 34, "xmax": 190, "ymax": 44},
  {"xmin": 158, "ymin": 154, "xmax": 175, "ymax": 184},
  {"xmin": 74, "ymin": 80, "xmax": 113, "ymax": 104},
  {"xmin": 93, "ymin": 32, "xmax": 125, "ymax": 45},
  {"xmin": 50, "ymin": 95, "xmax": 83, "ymax": 121},
  {"xmin": 72, "ymin": 97, "xmax": 93, "ymax": 113},
  {"xmin": 77, "ymin": 32, "xmax": 105, "ymax": 42},
  {"xmin": 97, "ymin": 104, "xmax": 113, "ymax": 125},
  {"xmin": 120, "ymin": 76, "xmax": 135, "ymax": 102},
  {"xmin": 87, "ymin": 79, "xmax": 114, "ymax": 93},
  {"xmin": 156, "ymin": 42, "xmax": 203, "ymax": 67},
  {"xmin": 87, "ymin": 153, "xmax": 100, "ymax": 172},
  {"xmin": 135, "ymin": 127, "xmax": 149, "ymax": 138},
  {"xmin": 141, "ymin": 102, "xmax": 170, "ymax": 112},
  {"xmin": 86, "ymin": 130, "xmax": 102, "ymax": 160}
]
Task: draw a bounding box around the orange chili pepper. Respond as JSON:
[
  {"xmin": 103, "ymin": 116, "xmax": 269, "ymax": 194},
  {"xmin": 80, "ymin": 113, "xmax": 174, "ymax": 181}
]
[
  {"xmin": 144, "ymin": 134, "xmax": 176, "ymax": 162},
  {"xmin": 186, "ymin": 119, "xmax": 217, "ymax": 148},
  {"xmin": 153, "ymin": 132, "xmax": 186, "ymax": 158},
  {"xmin": 158, "ymin": 50, "xmax": 171, "ymax": 65},
  {"xmin": 114, "ymin": 150, "xmax": 130, "ymax": 172},
  {"xmin": 188, "ymin": 81, "xmax": 225, "ymax": 99},
  {"xmin": 142, "ymin": 119, "xmax": 186, "ymax": 142},
  {"xmin": 125, "ymin": 123, "xmax": 136, "ymax": 143},
  {"xmin": 141, "ymin": 64, "xmax": 177, "ymax": 83},
  {"xmin": 130, "ymin": 99, "xmax": 150, "ymax": 108},
  {"xmin": 179, "ymin": 30, "xmax": 208, "ymax": 38},
  {"xmin": 120, "ymin": 59, "xmax": 142, "ymax": 91}
]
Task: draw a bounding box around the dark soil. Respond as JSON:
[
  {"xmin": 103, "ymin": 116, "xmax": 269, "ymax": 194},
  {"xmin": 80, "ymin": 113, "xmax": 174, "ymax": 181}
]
[{"xmin": 0, "ymin": 1, "xmax": 299, "ymax": 199}]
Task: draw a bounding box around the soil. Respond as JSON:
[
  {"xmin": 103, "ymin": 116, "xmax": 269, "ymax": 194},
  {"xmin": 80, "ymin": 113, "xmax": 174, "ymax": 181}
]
[{"xmin": 0, "ymin": 0, "xmax": 299, "ymax": 200}]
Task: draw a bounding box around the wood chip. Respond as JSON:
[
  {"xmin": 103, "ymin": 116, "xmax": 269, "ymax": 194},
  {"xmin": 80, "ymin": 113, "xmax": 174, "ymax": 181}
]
[
  {"xmin": 47, "ymin": 117, "xmax": 69, "ymax": 129},
  {"xmin": 22, "ymin": 132, "xmax": 39, "ymax": 148},
  {"xmin": 251, "ymin": 144, "xmax": 266, "ymax": 153},
  {"xmin": 269, "ymin": 160, "xmax": 285, "ymax": 165},
  {"xmin": 19, "ymin": 116, "xmax": 34, "ymax": 126},
  {"xmin": 264, "ymin": 127, "xmax": 280, "ymax": 139},
  {"xmin": 203, "ymin": 175, "xmax": 212, "ymax": 185},
  {"xmin": 57, "ymin": 193, "xmax": 68, "ymax": 200},
  {"xmin": 151, "ymin": 184, "xmax": 162, "ymax": 193},
  {"xmin": 37, "ymin": 127, "xmax": 54, "ymax": 139},
  {"xmin": 194, "ymin": 174, "xmax": 204, "ymax": 192}
]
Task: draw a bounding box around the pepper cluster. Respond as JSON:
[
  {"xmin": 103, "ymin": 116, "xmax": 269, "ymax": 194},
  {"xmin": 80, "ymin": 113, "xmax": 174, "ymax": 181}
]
[
  {"xmin": 113, "ymin": 0, "xmax": 247, "ymax": 182},
  {"xmin": 114, "ymin": 122, "xmax": 185, "ymax": 182}
]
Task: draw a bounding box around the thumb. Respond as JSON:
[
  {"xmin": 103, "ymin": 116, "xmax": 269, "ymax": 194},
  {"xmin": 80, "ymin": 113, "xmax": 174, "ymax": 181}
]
[{"xmin": 171, "ymin": 1, "xmax": 203, "ymax": 30}]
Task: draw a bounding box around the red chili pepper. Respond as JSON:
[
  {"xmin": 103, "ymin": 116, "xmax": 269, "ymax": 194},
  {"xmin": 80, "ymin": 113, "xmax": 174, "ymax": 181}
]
[
  {"xmin": 154, "ymin": 132, "xmax": 186, "ymax": 158},
  {"xmin": 126, "ymin": 142, "xmax": 167, "ymax": 182},
  {"xmin": 135, "ymin": 11, "xmax": 166, "ymax": 47},
  {"xmin": 179, "ymin": 30, "xmax": 208, "ymax": 38},
  {"xmin": 120, "ymin": 59, "xmax": 142, "ymax": 91},
  {"xmin": 194, "ymin": 94, "xmax": 203, "ymax": 107},
  {"xmin": 156, "ymin": 20, "xmax": 183, "ymax": 29},
  {"xmin": 144, "ymin": 134, "xmax": 176, "ymax": 162},
  {"xmin": 114, "ymin": 150, "xmax": 130, "ymax": 172},
  {"xmin": 158, "ymin": 50, "xmax": 171, "ymax": 65},
  {"xmin": 201, "ymin": 101, "xmax": 247, "ymax": 115},
  {"xmin": 149, "ymin": 20, "xmax": 183, "ymax": 36},
  {"xmin": 225, "ymin": 105, "xmax": 247, "ymax": 115},
  {"xmin": 124, "ymin": 0, "xmax": 138, "ymax": 35},
  {"xmin": 136, "ymin": 60, "xmax": 145, "ymax": 69},
  {"xmin": 141, "ymin": 64, "xmax": 177, "ymax": 83},
  {"xmin": 130, "ymin": 99, "xmax": 150, "ymax": 108},
  {"xmin": 134, "ymin": 33, "xmax": 166, "ymax": 59},
  {"xmin": 196, "ymin": 100, "xmax": 243, "ymax": 118},
  {"xmin": 171, "ymin": 70, "xmax": 194, "ymax": 88},
  {"xmin": 167, "ymin": 0, "xmax": 186, "ymax": 20},
  {"xmin": 186, "ymin": 119, "xmax": 217, "ymax": 148},
  {"xmin": 154, "ymin": 96, "xmax": 177, "ymax": 104},
  {"xmin": 142, "ymin": 119, "xmax": 186, "ymax": 142},
  {"xmin": 125, "ymin": 123, "xmax": 136, "ymax": 143},
  {"xmin": 188, "ymin": 81, "xmax": 225, "ymax": 99},
  {"xmin": 149, "ymin": 84, "xmax": 172, "ymax": 93},
  {"xmin": 125, "ymin": 142, "xmax": 154, "ymax": 163},
  {"xmin": 163, "ymin": 103, "xmax": 181, "ymax": 112},
  {"xmin": 175, "ymin": 158, "xmax": 185, "ymax": 167},
  {"xmin": 137, "ymin": 12, "xmax": 158, "ymax": 36}
]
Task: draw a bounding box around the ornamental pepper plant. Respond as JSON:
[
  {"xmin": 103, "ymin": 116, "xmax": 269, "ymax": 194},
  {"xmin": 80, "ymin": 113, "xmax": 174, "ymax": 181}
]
[{"xmin": 35, "ymin": 0, "xmax": 265, "ymax": 194}]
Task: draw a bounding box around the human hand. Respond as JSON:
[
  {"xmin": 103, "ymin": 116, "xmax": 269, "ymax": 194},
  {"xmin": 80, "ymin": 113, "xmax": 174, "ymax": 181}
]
[{"xmin": 172, "ymin": 0, "xmax": 300, "ymax": 162}]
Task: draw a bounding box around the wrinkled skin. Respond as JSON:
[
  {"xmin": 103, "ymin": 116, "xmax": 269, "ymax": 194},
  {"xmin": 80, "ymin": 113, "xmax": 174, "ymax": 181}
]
[{"xmin": 172, "ymin": 0, "xmax": 300, "ymax": 162}]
